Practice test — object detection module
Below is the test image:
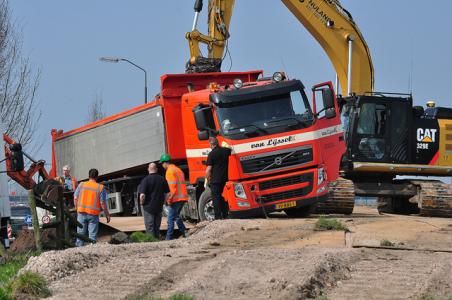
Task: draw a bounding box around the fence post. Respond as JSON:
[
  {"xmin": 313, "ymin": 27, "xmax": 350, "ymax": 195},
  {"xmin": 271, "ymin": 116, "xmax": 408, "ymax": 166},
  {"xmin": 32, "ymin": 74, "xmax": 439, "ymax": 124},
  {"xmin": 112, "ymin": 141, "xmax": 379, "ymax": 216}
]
[{"xmin": 28, "ymin": 190, "xmax": 42, "ymax": 251}]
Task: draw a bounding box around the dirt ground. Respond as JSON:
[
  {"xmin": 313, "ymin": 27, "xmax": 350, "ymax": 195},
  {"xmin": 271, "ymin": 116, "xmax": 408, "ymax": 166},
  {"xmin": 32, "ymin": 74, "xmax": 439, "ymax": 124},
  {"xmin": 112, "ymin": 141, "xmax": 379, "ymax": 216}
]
[{"xmin": 21, "ymin": 206, "xmax": 452, "ymax": 300}]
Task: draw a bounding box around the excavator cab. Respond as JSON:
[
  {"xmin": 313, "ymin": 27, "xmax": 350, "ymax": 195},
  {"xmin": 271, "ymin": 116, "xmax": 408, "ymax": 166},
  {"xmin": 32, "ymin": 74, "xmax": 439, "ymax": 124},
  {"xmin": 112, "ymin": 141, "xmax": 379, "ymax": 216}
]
[{"xmin": 341, "ymin": 95, "xmax": 412, "ymax": 167}]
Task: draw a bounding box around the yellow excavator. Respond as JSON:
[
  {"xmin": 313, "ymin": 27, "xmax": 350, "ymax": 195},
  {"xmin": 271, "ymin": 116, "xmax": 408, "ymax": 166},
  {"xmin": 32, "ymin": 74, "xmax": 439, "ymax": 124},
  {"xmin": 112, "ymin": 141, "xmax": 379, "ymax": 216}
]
[{"xmin": 186, "ymin": 0, "xmax": 452, "ymax": 217}]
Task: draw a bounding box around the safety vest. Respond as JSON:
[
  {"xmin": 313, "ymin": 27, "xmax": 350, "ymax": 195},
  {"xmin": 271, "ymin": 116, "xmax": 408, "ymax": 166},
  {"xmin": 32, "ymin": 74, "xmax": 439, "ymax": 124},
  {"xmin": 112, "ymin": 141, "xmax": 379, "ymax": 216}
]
[
  {"xmin": 166, "ymin": 164, "xmax": 188, "ymax": 203},
  {"xmin": 77, "ymin": 181, "xmax": 104, "ymax": 215}
]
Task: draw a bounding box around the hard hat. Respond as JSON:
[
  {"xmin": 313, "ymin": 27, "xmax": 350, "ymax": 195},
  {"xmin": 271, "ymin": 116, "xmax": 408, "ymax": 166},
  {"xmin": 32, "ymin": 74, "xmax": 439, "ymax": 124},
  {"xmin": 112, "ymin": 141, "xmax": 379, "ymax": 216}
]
[
  {"xmin": 426, "ymin": 101, "xmax": 436, "ymax": 108},
  {"xmin": 159, "ymin": 153, "xmax": 171, "ymax": 163}
]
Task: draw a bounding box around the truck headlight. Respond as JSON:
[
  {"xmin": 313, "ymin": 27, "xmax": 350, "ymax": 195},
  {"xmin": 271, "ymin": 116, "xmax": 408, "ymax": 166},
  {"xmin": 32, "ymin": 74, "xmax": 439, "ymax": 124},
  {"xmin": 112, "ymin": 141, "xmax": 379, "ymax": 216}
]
[
  {"xmin": 318, "ymin": 167, "xmax": 326, "ymax": 186},
  {"xmin": 272, "ymin": 72, "xmax": 285, "ymax": 82},
  {"xmin": 234, "ymin": 183, "xmax": 247, "ymax": 199}
]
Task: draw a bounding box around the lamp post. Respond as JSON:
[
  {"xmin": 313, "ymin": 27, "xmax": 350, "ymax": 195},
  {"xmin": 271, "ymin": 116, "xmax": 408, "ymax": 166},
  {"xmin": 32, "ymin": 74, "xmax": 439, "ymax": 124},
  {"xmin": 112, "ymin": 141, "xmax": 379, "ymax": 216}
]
[{"xmin": 99, "ymin": 57, "xmax": 148, "ymax": 104}]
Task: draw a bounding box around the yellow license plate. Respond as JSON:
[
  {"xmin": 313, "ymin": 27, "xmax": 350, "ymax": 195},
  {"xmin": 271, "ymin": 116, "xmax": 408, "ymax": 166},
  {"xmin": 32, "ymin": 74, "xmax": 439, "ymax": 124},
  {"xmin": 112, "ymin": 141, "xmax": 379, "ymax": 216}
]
[{"xmin": 275, "ymin": 201, "xmax": 297, "ymax": 210}]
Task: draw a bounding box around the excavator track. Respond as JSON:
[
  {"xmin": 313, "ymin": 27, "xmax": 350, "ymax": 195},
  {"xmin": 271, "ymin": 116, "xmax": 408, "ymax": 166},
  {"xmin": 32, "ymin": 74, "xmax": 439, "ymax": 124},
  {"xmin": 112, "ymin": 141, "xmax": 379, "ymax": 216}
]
[
  {"xmin": 409, "ymin": 180, "xmax": 452, "ymax": 217},
  {"xmin": 315, "ymin": 177, "xmax": 355, "ymax": 215}
]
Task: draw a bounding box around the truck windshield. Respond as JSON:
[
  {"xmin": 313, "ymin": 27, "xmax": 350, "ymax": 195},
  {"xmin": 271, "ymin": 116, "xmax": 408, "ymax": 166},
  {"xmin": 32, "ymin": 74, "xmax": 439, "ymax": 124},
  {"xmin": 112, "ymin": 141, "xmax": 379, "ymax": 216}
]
[{"xmin": 216, "ymin": 90, "xmax": 314, "ymax": 140}]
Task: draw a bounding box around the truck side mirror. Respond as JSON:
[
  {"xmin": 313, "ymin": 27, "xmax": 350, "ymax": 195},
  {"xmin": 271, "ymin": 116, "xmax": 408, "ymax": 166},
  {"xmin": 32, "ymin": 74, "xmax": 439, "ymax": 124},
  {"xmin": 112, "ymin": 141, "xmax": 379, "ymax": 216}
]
[
  {"xmin": 325, "ymin": 107, "xmax": 336, "ymax": 119},
  {"xmin": 198, "ymin": 130, "xmax": 209, "ymax": 140},
  {"xmin": 193, "ymin": 104, "xmax": 215, "ymax": 131},
  {"xmin": 322, "ymin": 88, "xmax": 335, "ymax": 109},
  {"xmin": 9, "ymin": 143, "xmax": 24, "ymax": 172}
]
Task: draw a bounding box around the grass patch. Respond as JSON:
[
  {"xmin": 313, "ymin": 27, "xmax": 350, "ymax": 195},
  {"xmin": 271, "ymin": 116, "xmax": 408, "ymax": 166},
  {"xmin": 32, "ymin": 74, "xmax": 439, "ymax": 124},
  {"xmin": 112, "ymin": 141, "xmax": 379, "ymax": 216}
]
[
  {"xmin": 129, "ymin": 232, "xmax": 159, "ymax": 243},
  {"xmin": 9, "ymin": 271, "xmax": 51, "ymax": 298},
  {"xmin": 0, "ymin": 251, "xmax": 46, "ymax": 299},
  {"xmin": 380, "ymin": 239, "xmax": 395, "ymax": 247},
  {"xmin": 315, "ymin": 216, "xmax": 347, "ymax": 231}
]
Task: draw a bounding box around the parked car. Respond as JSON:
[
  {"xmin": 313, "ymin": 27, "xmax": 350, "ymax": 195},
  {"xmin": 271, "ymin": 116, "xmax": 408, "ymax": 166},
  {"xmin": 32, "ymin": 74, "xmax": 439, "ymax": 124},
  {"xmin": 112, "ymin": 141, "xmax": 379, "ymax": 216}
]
[{"xmin": 10, "ymin": 203, "xmax": 32, "ymax": 236}]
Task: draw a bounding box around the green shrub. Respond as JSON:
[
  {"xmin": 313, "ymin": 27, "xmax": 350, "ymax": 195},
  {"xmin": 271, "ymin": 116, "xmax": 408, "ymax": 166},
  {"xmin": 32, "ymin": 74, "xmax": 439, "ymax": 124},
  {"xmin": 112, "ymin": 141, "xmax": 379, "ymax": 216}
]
[
  {"xmin": 315, "ymin": 216, "xmax": 347, "ymax": 231},
  {"xmin": 380, "ymin": 239, "xmax": 395, "ymax": 247},
  {"xmin": 130, "ymin": 232, "xmax": 159, "ymax": 243},
  {"xmin": 9, "ymin": 271, "xmax": 51, "ymax": 298}
]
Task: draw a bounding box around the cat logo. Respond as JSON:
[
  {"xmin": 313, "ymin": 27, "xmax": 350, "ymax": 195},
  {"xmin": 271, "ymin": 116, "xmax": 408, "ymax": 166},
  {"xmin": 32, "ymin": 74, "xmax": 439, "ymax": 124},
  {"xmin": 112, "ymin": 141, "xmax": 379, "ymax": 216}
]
[{"xmin": 417, "ymin": 128, "xmax": 437, "ymax": 143}]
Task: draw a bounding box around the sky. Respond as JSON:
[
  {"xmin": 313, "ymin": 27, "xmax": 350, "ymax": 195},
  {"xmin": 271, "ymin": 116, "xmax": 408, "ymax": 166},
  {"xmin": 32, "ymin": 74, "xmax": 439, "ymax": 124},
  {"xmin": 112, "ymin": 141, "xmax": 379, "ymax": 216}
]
[{"xmin": 8, "ymin": 0, "xmax": 452, "ymax": 169}]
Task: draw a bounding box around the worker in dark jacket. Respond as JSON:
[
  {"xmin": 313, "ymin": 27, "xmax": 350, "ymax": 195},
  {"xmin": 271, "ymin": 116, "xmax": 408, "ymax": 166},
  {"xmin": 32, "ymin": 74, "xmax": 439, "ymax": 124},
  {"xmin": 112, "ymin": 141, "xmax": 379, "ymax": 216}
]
[
  {"xmin": 206, "ymin": 136, "xmax": 231, "ymax": 220},
  {"xmin": 138, "ymin": 163, "xmax": 170, "ymax": 239}
]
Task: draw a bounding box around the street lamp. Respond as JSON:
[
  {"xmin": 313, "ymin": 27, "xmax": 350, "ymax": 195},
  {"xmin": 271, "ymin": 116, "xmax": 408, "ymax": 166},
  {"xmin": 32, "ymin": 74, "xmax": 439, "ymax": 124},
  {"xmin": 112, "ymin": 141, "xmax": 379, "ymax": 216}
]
[{"xmin": 99, "ymin": 57, "xmax": 148, "ymax": 104}]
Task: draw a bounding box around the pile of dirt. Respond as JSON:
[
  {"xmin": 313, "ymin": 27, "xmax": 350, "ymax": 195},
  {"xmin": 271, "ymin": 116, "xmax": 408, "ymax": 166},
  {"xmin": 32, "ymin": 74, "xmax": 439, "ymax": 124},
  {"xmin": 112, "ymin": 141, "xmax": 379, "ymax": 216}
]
[{"xmin": 9, "ymin": 229, "xmax": 57, "ymax": 252}]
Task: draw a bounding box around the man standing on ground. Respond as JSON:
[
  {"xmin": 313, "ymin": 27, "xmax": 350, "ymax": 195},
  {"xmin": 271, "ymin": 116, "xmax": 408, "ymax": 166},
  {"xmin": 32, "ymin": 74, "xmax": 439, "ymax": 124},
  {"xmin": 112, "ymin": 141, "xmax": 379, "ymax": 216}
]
[
  {"xmin": 138, "ymin": 163, "xmax": 169, "ymax": 239},
  {"xmin": 74, "ymin": 168, "xmax": 110, "ymax": 246},
  {"xmin": 159, "ymin": 154, "xmax": 187, "ymax": 240},
  {"xmin": 206, "ymin": 137, "xmax": 231, "ymax": 220}
]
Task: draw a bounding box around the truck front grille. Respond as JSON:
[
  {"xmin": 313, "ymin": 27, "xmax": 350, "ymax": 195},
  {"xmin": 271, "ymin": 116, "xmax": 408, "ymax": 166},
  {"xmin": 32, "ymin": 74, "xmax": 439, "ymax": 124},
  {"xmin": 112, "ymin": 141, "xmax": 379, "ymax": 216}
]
[
  {"xmin": 259, "ymin": 173, "xmax": 313, "ymax": 191},
  {"xmin": 240, "ymin": 146, "xmax": 313, "ymax": 174},
  {"xmin": 258, "ymin": 185, "xmax": 313, "ymax": 204}
]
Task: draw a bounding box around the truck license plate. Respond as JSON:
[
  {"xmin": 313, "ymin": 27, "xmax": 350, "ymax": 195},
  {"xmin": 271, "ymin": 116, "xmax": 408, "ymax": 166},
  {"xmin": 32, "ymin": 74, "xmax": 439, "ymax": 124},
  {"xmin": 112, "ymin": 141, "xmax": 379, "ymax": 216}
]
[{"xmin": 275, "ymin": 201, "xmax": 296, "ymax": 210}]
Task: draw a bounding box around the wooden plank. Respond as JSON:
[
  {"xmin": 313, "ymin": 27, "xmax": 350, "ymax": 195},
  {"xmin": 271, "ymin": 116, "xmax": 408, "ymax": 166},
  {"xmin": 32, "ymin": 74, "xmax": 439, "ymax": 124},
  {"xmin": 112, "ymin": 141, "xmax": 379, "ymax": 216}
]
[{"xmin": 99, "ymin": 216, "xmax": 194, "ymax": 232}]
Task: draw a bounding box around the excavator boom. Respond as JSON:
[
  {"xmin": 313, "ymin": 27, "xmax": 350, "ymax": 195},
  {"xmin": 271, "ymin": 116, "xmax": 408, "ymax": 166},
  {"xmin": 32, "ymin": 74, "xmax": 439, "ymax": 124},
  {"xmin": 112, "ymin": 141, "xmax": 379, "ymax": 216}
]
[{"xmin": 281, "ymin": 0, "xmax": 373, "ymax": 95}]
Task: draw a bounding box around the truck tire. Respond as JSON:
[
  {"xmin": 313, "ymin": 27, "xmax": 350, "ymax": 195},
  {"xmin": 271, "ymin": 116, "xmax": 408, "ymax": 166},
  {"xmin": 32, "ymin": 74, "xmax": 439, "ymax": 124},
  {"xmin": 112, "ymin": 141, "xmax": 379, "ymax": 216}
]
[
  {"xmin": 285, "ymin": 203, "xmax": 318, "ymax": 218},
  {"xmin": 198, "ymin": 188, "xmax": 215, "ymax": 221}
]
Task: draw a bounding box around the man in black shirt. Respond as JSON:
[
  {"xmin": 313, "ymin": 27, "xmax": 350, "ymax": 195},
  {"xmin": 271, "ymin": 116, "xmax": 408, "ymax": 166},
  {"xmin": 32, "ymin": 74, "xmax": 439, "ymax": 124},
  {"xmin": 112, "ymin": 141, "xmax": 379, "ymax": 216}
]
[
  {"xmin": 138, "ymin": 163, "xmax": 170, "ymax": 238},
  {"xmin": 206, "ymin": 136, "xmax": 231, "ymax": 219}
]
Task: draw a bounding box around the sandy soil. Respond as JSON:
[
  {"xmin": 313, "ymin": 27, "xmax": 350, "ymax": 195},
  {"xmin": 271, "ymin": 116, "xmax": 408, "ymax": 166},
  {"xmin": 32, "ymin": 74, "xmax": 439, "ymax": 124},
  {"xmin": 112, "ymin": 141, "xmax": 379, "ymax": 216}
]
[{"xmin": 21, "ymin": 207, "xmax": 452, "ymax": 300}]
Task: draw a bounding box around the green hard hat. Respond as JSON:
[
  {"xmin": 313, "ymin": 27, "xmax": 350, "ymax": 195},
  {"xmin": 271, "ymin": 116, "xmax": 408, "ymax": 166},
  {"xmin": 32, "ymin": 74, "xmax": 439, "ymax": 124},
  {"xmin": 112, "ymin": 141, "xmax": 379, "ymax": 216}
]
[{"xmin": 159, "ymin": 153, "xmax": 171, "ymax": 163}]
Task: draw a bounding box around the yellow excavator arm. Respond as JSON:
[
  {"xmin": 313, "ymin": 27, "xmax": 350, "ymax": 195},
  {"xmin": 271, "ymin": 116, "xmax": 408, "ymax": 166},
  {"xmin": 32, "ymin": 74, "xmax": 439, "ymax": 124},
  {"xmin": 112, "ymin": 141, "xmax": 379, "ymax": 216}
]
[
  {"xmin": 186, "ymin": 0, "xmax": 374, "ymax": 96},
  {"xmin": 281, "ymin": 0, "xmax": 373, "ymax": 95},
  {"xmin": 186, "ymin": 0, "xmax": 235, "ymax": 73}
]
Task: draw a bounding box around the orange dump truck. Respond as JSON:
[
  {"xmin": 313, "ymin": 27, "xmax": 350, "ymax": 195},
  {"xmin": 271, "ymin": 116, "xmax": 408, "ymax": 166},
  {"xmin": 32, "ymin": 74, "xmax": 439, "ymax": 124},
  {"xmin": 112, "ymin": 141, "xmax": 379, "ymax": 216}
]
[{"xmin": 51, "ymin": 71, "xmax": 345, "ymax": 220}]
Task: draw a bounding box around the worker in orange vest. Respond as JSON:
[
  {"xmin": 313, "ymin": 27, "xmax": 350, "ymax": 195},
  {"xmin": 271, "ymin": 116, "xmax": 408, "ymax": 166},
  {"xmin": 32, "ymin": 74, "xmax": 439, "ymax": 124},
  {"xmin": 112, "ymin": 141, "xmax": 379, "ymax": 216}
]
[
  {"xmin": 73, "ymin": 168, "xmax": 111, "ymax": 246},
  {"xmin": 160, "ymin": 154, "xmax": 187, "ymax": 240}
]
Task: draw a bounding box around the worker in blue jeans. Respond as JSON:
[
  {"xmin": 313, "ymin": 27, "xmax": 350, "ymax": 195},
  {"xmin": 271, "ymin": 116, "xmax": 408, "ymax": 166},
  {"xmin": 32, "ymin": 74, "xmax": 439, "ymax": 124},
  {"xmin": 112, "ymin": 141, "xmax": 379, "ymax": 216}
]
[
  {"xmin": 160, "ymin": 154, "xmax": 187, "ymax": 240},
  {"xmin": 73, "ymin": 168, "xmax": 110, "ymax": 246}
]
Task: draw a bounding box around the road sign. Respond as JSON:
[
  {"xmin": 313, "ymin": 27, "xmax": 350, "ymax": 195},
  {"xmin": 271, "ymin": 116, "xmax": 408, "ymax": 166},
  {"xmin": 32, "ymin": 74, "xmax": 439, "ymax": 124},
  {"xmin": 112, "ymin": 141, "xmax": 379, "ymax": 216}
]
[
  {"xmin": 24, "ymin": 215, "xmax": 33, "ymax": 226},
  {"xmin": 42, "ymin": 215, "xmax": 51, "ymax": 224}
]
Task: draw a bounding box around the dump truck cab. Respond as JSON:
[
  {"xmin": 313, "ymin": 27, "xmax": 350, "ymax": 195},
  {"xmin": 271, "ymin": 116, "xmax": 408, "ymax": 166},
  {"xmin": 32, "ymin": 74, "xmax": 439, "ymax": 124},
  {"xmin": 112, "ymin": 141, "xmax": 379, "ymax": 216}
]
[{"xmin": 182, "ymin": 72, "xmax": 345, "ymax": 219}]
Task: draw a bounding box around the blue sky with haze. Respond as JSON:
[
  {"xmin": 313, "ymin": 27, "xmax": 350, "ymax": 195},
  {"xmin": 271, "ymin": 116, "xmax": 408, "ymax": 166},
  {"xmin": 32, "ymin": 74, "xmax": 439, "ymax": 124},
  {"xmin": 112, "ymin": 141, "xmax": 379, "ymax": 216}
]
[{"xmin": 9, "ymin": 1, "xmax": 452, "ymax": 166}]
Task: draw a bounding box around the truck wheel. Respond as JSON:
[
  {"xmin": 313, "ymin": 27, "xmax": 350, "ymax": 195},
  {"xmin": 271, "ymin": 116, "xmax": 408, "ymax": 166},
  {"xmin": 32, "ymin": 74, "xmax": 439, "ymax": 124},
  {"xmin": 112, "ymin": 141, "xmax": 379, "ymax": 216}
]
[
  {"xmin": 198, "ymin": 188, "xmax": 215, "ymax": 221},
  {"xmin": 285, "ymin": 203, "xmax": 317, "ymax": 218}
]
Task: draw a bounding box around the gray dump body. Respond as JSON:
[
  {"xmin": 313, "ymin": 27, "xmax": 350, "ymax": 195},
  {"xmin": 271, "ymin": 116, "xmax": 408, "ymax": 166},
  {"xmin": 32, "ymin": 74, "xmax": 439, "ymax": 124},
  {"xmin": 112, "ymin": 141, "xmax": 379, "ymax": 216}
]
[{"xmin": 54, "ymin": 106, "xmax": 166, "ymax": 180}]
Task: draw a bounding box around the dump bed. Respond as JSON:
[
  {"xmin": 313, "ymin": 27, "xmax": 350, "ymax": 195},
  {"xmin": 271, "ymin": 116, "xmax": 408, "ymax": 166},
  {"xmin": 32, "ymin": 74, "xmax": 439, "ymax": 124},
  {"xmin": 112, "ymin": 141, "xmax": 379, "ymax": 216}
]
[
  {"xmin": 52, "ymin": 71, "xmax": 262, "ymax": 180},
  {"xmin": 53, "ymin": 105, "xmax": 165, "ymax": 180}
]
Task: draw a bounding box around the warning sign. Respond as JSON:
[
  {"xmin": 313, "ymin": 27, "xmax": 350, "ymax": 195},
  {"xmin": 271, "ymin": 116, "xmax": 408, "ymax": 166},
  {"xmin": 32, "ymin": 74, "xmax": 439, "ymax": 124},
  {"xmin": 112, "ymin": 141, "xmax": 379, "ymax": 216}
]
[{"xmin": 42, "ymin": 215, "xmax": 51, "ymax": 224}]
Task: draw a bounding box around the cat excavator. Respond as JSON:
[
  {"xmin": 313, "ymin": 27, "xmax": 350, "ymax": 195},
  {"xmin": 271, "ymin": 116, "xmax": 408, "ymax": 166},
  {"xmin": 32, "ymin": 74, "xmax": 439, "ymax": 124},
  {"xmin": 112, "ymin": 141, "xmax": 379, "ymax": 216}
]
[{"xmin": 186, "ymin": 0, "xmax": 452, "ymax": 217}]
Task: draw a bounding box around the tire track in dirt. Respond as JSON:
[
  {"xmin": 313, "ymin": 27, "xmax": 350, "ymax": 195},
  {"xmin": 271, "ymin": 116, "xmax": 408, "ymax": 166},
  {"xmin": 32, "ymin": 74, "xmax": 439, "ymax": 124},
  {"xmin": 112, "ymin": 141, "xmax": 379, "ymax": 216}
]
[{"xmin": 326, "ymin": 249, "xmax": 452, "ymax": 300}]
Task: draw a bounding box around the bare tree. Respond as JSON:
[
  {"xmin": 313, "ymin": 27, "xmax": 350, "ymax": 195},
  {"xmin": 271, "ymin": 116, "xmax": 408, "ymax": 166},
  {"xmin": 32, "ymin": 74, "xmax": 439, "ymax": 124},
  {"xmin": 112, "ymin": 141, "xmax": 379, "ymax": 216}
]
[
  {"xmin": 0, "ymin": 0, "xmax": 41, "ymax": 147},
  {"xmin": 86, "ymin": 93, "xmax": 106, "ymax": 123}
]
